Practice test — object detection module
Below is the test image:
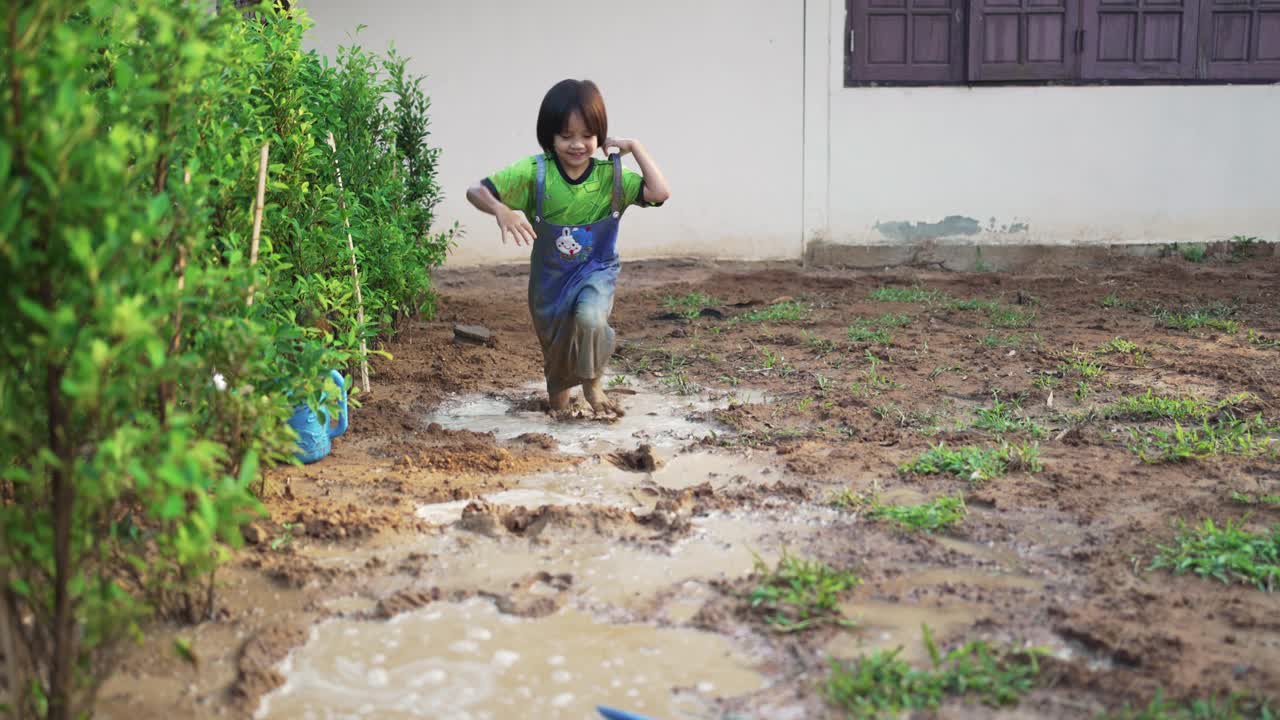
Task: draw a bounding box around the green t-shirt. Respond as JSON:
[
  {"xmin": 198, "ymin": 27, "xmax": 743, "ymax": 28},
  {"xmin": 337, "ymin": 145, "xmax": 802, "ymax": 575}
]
[{"xmin": 483, "ymin": 152, "xmax": 661, "ymax": 226}]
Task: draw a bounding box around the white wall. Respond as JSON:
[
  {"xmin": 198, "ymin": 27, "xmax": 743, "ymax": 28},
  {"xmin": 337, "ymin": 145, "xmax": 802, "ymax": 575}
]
[
  {"xmin": 299, "ymin": 0, "xmax": 805, "ymax": 265},
  {"xmin": 807, "ymin": 0, "xmax": 1280, "ymax": 248},
  {"xmin": 300, "ymin": 1, "xmax": 1279, "ymax": 265}
]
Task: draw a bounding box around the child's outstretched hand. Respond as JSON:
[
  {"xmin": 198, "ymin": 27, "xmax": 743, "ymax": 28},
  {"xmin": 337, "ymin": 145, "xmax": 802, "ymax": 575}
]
[{"xmin": 497, "ymin": 206, "xmax": 535, "ymax": 246}]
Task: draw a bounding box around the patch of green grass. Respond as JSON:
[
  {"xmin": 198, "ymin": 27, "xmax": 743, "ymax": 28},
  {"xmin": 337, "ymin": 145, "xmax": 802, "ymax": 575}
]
[
  {"xmin": 901, "ymin": 441, "xmax": 1042, "ymax": 483},
  {"xmin": 737, "ymin": 300, "xmax": 809, "ymax": 323},
  {"xmin": 869, "ymin": 286, "xmax": 945, "ymax": 304},
  {"xmin": 1230, "ymin": 491, "xmax": 1280, "ymax": 508},
  {"xmin": 1102, "ymin": 689, "xmax": 1275, "ymax": 719},
  {"xmin": 949, "ymin": 297, "xmax": 1002, "ymax": 313},
  {"xmin": 747, "ymin": 550, "xmax": 861, "ymax": 632},
  {"xmin": 754, "ymin": 346, "xmax": 796, "ymax": 376},
  {"xmin": 1032, "ymin": 372, "xmax": 1061, "ymax": 390},
  {"xmin": 269, "ymin": 523, "xmax": 297, "ymax": 551},
  {"xmin": 973, "ymin": 395, "xmax": 1046, "ymax": 437},
  {"xmin": 1061, "ymin": 357, "xmax": 1104, "ymax": 380},
  {"xmin": 867, "ymin": 495, "xmax": 967, "ymax": 533},
  {"xmin": 1247, "ymin": 329, "xmax": 1280, "ymax": 350},
  {"xmin": 661, "ymin": 372, "xmax": 700, "ymax": 396},
  {"xmin": 815, "ymin": 373, "xmax": 834, "ymax": 394},
  {"xmin": 1101, "ymin": 294, "xmax": 1139, "ymax": 310},
  {"xmin": 1150, "ymin": 518, "xmax": 1280, "ymax": 591},
  {"xmin": 606, "ymin": 374, "xmax": 631, "ymax": 389},
  {"xmin": 848, "ymin": 313, "xmax": 911, "ymax": 344},
  {"xmin": 1127, "ymin": 415, "xmax": 1279, "ymax": 463},
  {"xmin": 661, "ymin": 291, "xmax": 721, "ymax": 319},
  {"xmin": 1104, "ymin": 390, "xmax": 1251, "ymax": 422},
  {"xmin": 824, "ymin": 624, "xmax": 1044, "ymax": 718},
  {"xmin": 1154, "ymin": 304, "xmax": 1241, "ymax": 334},
  {"xmin": 986, "ymin": 306, "xmax": 1036, "ymax": 329},
  {"xmin": 848, "ymin": 325, "xmax": 894, "ymax": 344},
  {"xmin": 802, "ymin": 330, "xmax": 837, "ymax": 355},
  {"xmin": 930, "ymin": 365, "xmax": 964, "ymax": 380},
  {"xmin": 825, "ymin": 487, "xmax": 862, "ymax": 510},
  {"xmin": 850, "ymin": 350, "xmax": 900, "ymax": 396},
  {"xmin": 1098, "ymin": 337, "xmax": 1143, "ymax": 356}
]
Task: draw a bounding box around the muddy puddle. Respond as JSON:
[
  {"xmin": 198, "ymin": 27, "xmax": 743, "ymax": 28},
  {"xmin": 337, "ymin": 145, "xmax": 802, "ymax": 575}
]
[
  {"xmin": 423, "ymin": 380, "xmax": 754, "ymax": 455},
  {"xmin": 262, "ymin": 379, "xmax": 1078, "ymax": 718},
  {"xmin": 414, "ymin": 449, "xmax": 777, "ymax": 524},
  {"xmin": 308, "ymin": 510, "xmax": 834, "ymax": 612},
  {"xmin": 255, "ymin": 598, "xmax": 763, "ymax": 720}
]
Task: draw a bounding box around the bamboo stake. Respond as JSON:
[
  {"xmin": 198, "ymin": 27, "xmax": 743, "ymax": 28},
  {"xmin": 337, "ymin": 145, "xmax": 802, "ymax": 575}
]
[
  {"xmin": 246, "ymin": 143, "xmax": 269, "ymax": 306},
  {"xmin": 327, "ymin": 132, "xmax": 371, "ymax": 393},
  {"xmin": 170, "ymin": 167, "xmax": 191, "ymax": 356}
]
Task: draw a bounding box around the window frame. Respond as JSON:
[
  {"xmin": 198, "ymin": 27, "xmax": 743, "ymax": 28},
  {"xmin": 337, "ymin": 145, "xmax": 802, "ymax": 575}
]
[{"xmin": 843, "ymin": 0, "xmax": 1280, "ymax": 86}]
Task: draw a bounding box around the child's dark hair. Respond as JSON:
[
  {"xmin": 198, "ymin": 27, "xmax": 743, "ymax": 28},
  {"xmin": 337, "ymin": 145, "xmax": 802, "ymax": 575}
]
[{"xmin": 536, "ymin": 79, "xmax": 607, "ymax": 152}]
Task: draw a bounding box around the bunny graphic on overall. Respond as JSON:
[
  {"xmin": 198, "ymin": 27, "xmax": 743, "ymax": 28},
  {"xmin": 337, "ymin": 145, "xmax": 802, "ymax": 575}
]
[{"xmin": 555, "ymin": 227, "xmax": 585, "ymax": 261}]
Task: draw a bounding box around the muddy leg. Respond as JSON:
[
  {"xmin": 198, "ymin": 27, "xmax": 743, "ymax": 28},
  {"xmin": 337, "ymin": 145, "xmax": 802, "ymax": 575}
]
[
  {"xmin": 545, "ymin": 387, "xmax": 577, "ymax": 420},
  {"xmin": 573, "ymin": 287, "xmax": 623, "ymax": 417},
  {"xmin": 582, "ymin": 376, "xmax": 624, "ymax": 417}
]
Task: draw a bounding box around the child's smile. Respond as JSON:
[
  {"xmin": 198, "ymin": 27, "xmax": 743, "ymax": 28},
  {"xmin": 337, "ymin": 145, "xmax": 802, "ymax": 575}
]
[{"xmin": 553, "ymin": 111, "xmax": 598, "ymax": 178}]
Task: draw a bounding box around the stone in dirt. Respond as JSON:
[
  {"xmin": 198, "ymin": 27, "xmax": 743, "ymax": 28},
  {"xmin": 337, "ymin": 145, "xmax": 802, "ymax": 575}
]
[
  {"xmin": 608, "ymin": 443, "xmax": 663, "ymax": 472},
  {"xmin": 241, "ymin": 522, "xmax": 267, "ymax": 545},
  {"xmin": 453, "ymin": 323, "xmax": 493, "ymax": 344}
]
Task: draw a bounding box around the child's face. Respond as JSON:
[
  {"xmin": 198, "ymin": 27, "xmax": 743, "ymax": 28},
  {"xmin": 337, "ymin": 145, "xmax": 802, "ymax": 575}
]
[{"xmin": 553, "ymin": 111, "xmax": 598, "ymax": 172}]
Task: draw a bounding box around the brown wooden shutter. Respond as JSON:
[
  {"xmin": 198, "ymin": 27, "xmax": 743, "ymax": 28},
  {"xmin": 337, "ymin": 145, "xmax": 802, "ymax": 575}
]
[
  {"xmin": 1080, "ymin": 0, "xmax": 1199, "ymax": 78},
  {"xmin": 1199, "ymin": 0, "xmax": 1280, "ymax": 79},
  {"xmin": 969, "ymin": 0, "xmax": 1081, "ymax": 81},
  {"xmin": 846, "ymin": 0, "xmax": 966, "ymax": 84}
]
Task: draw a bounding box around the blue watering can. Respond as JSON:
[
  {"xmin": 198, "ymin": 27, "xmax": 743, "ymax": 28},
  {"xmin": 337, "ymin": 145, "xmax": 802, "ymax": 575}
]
[
  {"xmin": 286, "ymin": 369, "xmax": 348, "ymax": 464},
  {"xmin": 597, "ymin": 707, "xmax": 658, "ymax": 720}
]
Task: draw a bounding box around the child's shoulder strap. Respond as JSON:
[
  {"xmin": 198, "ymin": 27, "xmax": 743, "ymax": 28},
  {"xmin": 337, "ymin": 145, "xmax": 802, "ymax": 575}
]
[
  {"xmin": 534, "ymin": 153, "xmax": 547, "ymax": 222},
  {"xmin": 609, "ymin": 153, "xmax": 624, "ymax": 217}
]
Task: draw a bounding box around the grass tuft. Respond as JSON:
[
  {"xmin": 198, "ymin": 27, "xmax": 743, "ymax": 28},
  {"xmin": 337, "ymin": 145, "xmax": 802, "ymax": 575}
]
[
  {"xmin": 824, "ymin": 624, "xmax": 1044, "ymax": 717},
  {"xmin": 986, "ymin": 306, "xmax": 1037, "ymax": 329},
  {"xmin": 868, "ymin": 495, "xmax": 967, "ymax": 533},
  {"xmin": 1101, "ymin": 689, "xmax": 1275, "ymax": 719},
  {"xmin": 1154, "ymin": 303, "xmax": 1241, "ymax": 334},
  {"xmin": 848, "ymin": 313, "xmax": 913, "ymax": 344},
  {"xmin": 661, "ymin": 291, "xmax": 722, "ymax": 319},
  {"xmin": 1104, "ymin": 390, "xmax": 1251, "ymax": 422},
  {"xmin": 869, "ymin": 286, "xmax": 945, "ymax": 303},
  {"xmin": 1150, "ymin": 518, "xmax": 1280, "ymax": 592},
  {"xmin": 901, "ymin": 442, "xmax": 1042, "ymax": 483},
  {"xmin": 973, "ymin": 395, "xmax": 1046, "ymax": 437},
  {"xmin": 747, "ymin": 550, "xmax": 861, "ymax": 632},
  {"xmin": 1127, "ymin": 415, "xmax": 1279, "ymax": 463},
  {"xmin": 738, "ymin": 300, "xmax": 809, "ymax": 323},
  {"xmin": 1247, "ymin": 329, "xmax": 1280, "ymax": 350},
  {"xmin": 1231, "ymin": 491, "xmax": 1280, "ymax": 508}
]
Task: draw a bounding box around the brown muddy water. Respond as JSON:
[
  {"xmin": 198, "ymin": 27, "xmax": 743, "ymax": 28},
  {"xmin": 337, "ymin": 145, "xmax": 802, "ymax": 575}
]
[{"xmin": 246, "ymin": 382, "xmax": 1078, "ymax": 720}]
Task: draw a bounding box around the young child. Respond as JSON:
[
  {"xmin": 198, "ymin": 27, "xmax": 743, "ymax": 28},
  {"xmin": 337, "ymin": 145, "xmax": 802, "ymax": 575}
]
[{"xmin": 466, "ymin": 79, "xmax": 671, "ymax": 417}]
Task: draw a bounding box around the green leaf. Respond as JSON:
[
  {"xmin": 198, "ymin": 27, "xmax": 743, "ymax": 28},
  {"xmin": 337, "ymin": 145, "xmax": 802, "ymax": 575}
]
[
  {"xmin": 237, "ymin": 450, "xmax": 260, "ymax": 489},
  {"xmin": 159, "ymin": 494, "xmax": 184, "ymax": 520},
  {"xmin": 173, "ymin": 637, "xmax": 199, "ymax": 668}
]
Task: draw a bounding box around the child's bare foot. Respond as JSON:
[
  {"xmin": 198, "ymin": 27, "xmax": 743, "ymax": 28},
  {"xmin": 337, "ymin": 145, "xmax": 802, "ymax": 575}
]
[
  {"xmin": 545, "ymin": 388, "xmax": 575, "ymax": 420},
  {"xmin": 582, "ymin": 378, "xmax": 625, "ymax": 417}
]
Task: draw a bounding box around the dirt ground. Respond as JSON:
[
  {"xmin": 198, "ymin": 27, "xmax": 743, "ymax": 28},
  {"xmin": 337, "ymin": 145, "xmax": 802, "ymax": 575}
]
[{"xmin": 97, "ymin": 253, "xmax": 1280, "ymax": 719}]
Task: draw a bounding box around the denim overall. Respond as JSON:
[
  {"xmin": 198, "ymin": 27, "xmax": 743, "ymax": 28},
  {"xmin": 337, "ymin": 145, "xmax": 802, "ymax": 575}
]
[{"xmin": 527, "ymin": 153, "xmax": 626, "ymax": 396}]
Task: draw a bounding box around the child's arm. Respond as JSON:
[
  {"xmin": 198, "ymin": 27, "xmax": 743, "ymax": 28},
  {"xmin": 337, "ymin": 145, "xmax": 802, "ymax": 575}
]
[
  {"xmin": 466, "ymin": 182, "xmax": 536, "ymax": 246},
  {"xmin": 603, "ymin": 138, "xmax": 671, "ymax": 205}
]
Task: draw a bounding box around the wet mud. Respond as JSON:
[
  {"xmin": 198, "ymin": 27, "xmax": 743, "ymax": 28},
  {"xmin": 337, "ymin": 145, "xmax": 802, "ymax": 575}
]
[{"xmin": 97, "ymin": 257, "xmax": 1280, "ymax": 719}]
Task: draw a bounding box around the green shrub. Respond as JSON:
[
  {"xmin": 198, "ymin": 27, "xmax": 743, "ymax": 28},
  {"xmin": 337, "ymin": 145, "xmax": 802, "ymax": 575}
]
[{"xmin": 0, "ymin": 2, "xmax": 452, "ymax": 717}]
